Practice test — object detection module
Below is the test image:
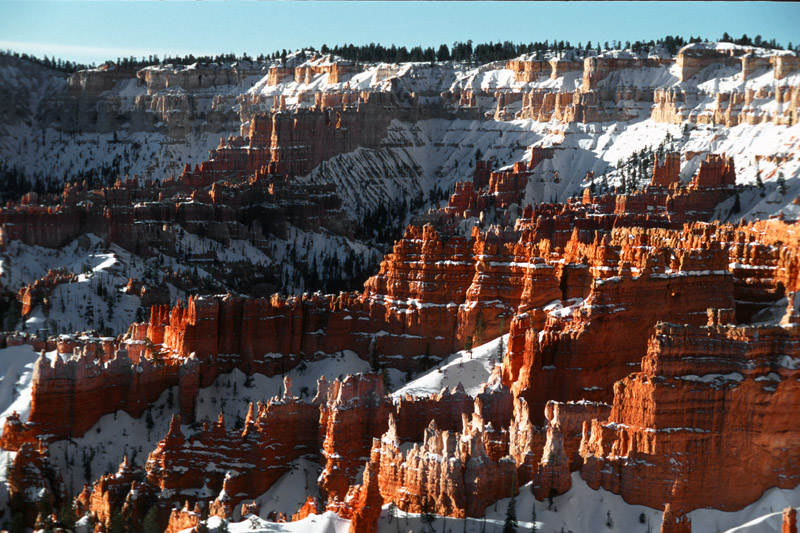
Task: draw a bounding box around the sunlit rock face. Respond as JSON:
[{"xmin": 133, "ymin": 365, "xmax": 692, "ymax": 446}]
[
  {"xmin": 581, "ymin": 320, "xmax": 800, "ymax": 514},
  {"xmin": 2, "ymin": 41, "xmax": 800, "ymax": 533}
]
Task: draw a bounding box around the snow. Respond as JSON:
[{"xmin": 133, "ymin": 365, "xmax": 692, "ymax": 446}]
[
  {"xmin": 200, "ymin": 511, "xmax": 350, "ymax": 533},
  {"xmin": 0, "ymin": 348, "xmax": 371, "ymax": 496},
  {"xmin": 0, "ymin": 228, "xmax": 272, "ymax": 335},
  {"xmin": 1, "ymin": 46, "xmax": 798, "ymax": 226},
  {"xmin": 169, "ymin": 223, "xmax": 271, "ymax": 266},
  {"xmin": 214, "ymin": 472, "xmax": 800, "ymax": 533},
  {"xmin": 195, "ymin": 350, "xmax": 371, "ymax": 426},
  {"xmin": 392, "ymin": 335, "xmax": 507, "ymax": 398},
  {"xmin": 0, "ymin": 56, "xmax": 67, "ymax": 126},
  {"xmin": 266, "ymin": 225, "xmax": 381, "ymax": 294},
  {"xmin": 0, "ymin": 448, "xmax": 17, "ymax": 518},
  {"xmin": 374, "ymin": 474, "xmax": 800, "ymax": 533},
  {"xmin": 691, "ymin": 483, "xmax": 800, "ymax": 532},
  {"xmin": 0, "ymin": 345, "xmax": 59, "ymax": 510},
  {"xmin": 0, "ymin": 125, "xmax": 230, "ymax": 185},
  {"xmin": 48, "ymin": 384, "xmax": 183, "ymax": 494},
  {"xmin": 680, "ymin": 42, "xmax": 788, "ymax": 58},
  {"xmin": 243, "ymin": 48, "xmax": 670, "ymax": 107},
  {"xmin": 250, "ymin": 457, "xmax": 320, "ymax": 520},
  {"xmin": 2, "ymin": 46, "xmax": 800, "ymax": 531},
  {"xmin": 373, "ymin": 474, "xmax": 662, "ymax": 532},
  {"xmin": 544, "ymin": 297, "xmax": 583, "ymax": 319},
  {"xmin": 0, "ymin": 344, "xmax": 43, "ymax": 423},
  {"xmin": 0, "ymin": 234, "xmax": 183, "ymax": 335},
  {"xmin": 677, "ymin": 372, "xmax": 744, "ymax": 383}
]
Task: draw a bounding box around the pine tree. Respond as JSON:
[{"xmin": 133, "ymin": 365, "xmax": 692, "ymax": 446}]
[
  {"xmin": 731, "ymin": 192, "xmax": 741, "ymax": 215},
  {"xmin": 142, "ymin": 507, "xmax": 160, "ymax": 533},
  {"xmin": 474, "ymin": 311, "xmax": 486, "ymax": 346},
  {"xmin": 605, "ymin": 510, "xmax": 614, "ymax": 528},
  {"xmin": 421, "ymin": 498, "xmax": 436, "ymax": 533},
  {"xmin": 777, "ymin": 172, "xmax": 786, "ymax": 195},
  {"xmin": 58, "ymin": 502, "xmax": 77, "ymax": 529},
  {"xmin": 530, "ymin": 487, "xmax": 537, "ymax": 532},
  {"xmin": 495, "ymin": 334, "xmax": 505, "ymax": 364},
  {"xmin": 108, "ymin": 507, "xmax": 126, "ymax": 533},
  {"xmin": 503, "ymin": 489, "xmax": 518, "ymax": 533}
]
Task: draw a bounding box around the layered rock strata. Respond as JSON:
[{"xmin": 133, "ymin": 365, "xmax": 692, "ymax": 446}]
[{"xmin": 580, "ymin": 319, "xmax": 800, "ymax": 513}]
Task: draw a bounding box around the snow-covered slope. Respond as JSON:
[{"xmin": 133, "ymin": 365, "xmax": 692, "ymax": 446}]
[
  {"xmin": 312, "ymin": 113, "xmax": 799, "ymax": 226},
  {"xmin": 393, "ymin": 335, "xmax": 506, "ymax": 398},
  {"xmin": 0, "ymin": 344, "xmax": 46, "ymax": 423},
  {"xmin": 0, "ymin": 345, "xmax": 57, "ymax": 510},
  {"xmin": 1, "ymin": 235, "xmax": 182, "ymax": 335},
  {"xmin": 0, "ymin": 56, "xmax": 67, "ymax": 125},
  {"xmin": 199, "ymin": 511, "xmax": 349, "ymax": 533},
  {"xmin": 194, "ymin": 350, "xmax": 370, "ymax": 427},
  {"xmin": 6, "ymin": 349, "xmax": 374, "ymax": 497},
  {"xmin": 207, "ymin": 472, "xmax": 800, "ymax": 533},
  {"xmin": 0, "ymin": 125, "xmax": 227, "ymax": 186}
]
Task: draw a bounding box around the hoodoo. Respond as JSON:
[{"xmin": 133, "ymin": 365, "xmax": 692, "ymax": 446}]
[{"xmin": 1, "ymin": 22, "xmax": 799, "ymax": 533}]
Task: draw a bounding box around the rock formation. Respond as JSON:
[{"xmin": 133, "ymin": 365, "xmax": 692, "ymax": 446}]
[
  {"xmin": 6, "ymin": 442, "xmax": 67, "ymax": 527},
  {"xmin": 2, "ymin": 348, "xmax": 199, "ymax": 444},
  {"xmin": 2, "ymin": 41, "xmax": 800, "ymax": 533},
  {"xmin": 374, "ymin": 413, "xmax": 516, "ymax": 518},
  {"xmin": 580, "ymin": 320, "xmax": 800, "ymax": 513},
  {"xmin": 784, "ymin": 507, "xmax": 798, "ymax": 533}
]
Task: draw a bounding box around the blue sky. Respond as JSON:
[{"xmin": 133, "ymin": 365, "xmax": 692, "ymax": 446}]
[{"xmin": 1, "ymin": 1, "xmax": 798, "ymax": 64}]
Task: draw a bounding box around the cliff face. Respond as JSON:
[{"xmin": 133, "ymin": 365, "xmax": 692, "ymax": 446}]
[
  {"xmin": 266, "ymin": 93, "xmax": 396, "ymax": 176},
  {"xmin": 144, "ymin": 380, "xmax": 319, "ymax": 514},
  {"xmin": 580, "ymin": 320, "xmax": 800, "ymax": 513},
  {"xmin": 503, "ymin": 241, "xmax": 735, "ymax": 423},
  {"xmin": 5, "ymin": 348, "xmax": 199, "ymax": 444},
  {"xmin": 393, "ymin": 384, "xmax": 474, "ymax": 441},
  {"xmin": 362, "ymin": 224, "xmax": 475, "ymax": 357},
  {"xmin": 50, "ymin": 368, "xmax": 517, "ymax": 530},
  {"xmin": 0, "ymin": 167, "xmax": 344, "ymax": 254},
  {"xmin": 507, "ymin": 396, "xmax": 604, "ymax": 499},
  {"xmin": 75, "ymin": 456, "xmax": 155, "ymax": 531},
  {"xmin": 488, "ymin": 45, "xmax": 800, "ymax": 127},
  {"xmin": 188, "ymin": 91, "xmax": 400, "ymax": 181},
  {"xmin": 344, "ymin": 448, "xmax": 383, "ymax": 533},
  {"xmin": 651, "ymin": 81, "xmax": 800, "ymax": 127},
  {"xmin": 340, "ymin": 375, "xmax": 514, "ymax": 526},
  {"xmin": 501, "ymin": 215, "xmax": 800, "ymax": 427},
  {"xmin": 51, "ymin": 44, "xmax": 798, "ymax": 140},
  {"xmin": 60, "ymin": 373, "xmax": 392, "ymax": 528},
  {"xmin": 784, "ymin": 507, "xmax": 799, "ymax": 533},
  {"xmin": 60, "ymin": 61, "xmax": 267, "ymax": 137},
  {"xmin": 374, "ymin": 412, "xmax": 516, "ymax": 518},
  {"xmin": 318, "ymin": 374, "xmax": 391, "ymax": 502},
  {"xmin": 6, "ymin": 154, "xmax": 790, "ymax": 449},
  {"xmin": 164, "ymin": 504, "xmax": 203, "ymax": 533},
  {"xmin": 6, "ymin": 443, "xmax": 67, "ymax": 527},
  {"xmin": 4, "ymin": 41, "xmax": 800, "ymax": 533}
]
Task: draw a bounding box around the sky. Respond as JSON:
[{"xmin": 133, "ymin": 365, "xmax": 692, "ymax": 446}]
[{"xmin": 0, "ymin": 1, "xmax": 798, "ymax": 65}]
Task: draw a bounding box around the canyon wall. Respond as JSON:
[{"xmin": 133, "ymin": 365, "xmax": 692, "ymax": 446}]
[{"xmin": 581, "ymin": 319, "xmax": 800, "ymax": 515}]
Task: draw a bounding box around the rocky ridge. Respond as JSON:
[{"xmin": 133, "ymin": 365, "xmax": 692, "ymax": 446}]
[{"xmin": 2, "ymin": 41, "xmax": 800, "ymax": 533}]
